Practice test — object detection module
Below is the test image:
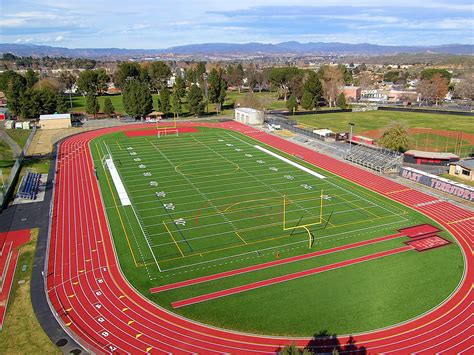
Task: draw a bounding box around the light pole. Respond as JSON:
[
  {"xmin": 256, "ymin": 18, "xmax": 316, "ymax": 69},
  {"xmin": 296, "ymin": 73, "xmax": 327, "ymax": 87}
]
[{"xmin": 349, "ymin": 122, "xmax": 355, "ymax": 150}]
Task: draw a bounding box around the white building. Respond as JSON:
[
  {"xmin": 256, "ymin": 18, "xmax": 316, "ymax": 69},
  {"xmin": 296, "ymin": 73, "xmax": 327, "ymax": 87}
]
[{"xmin": 234, "ymin": 108, "xmax": 264, "ymax": 125}]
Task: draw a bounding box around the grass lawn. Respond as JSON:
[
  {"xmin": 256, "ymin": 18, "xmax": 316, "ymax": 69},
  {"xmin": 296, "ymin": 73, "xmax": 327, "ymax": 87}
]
[
  {"xmin": 5, "ymin": 129, "xmax": 32, "ymax": 148},
  {"xmin": 70, "ymin": 91, "xmax": 285, "ymax": 118},
  {"xmin": 91, "ymin": 126, "xmax": 463, "ymax": 336},
  {"xmin": 296, "ymin": 111, "xmax": 474, "ymax": 156},
  {"xmin": 0, "ymin": 229, "xmax": 60, "ymax": 354},
  {"xmin": 0, "ymin": 140, "xmax": 14, "ymax": 179},
  {"xmin": 295, "ymin": 110, "xmax": 474, "ymax": 134}
]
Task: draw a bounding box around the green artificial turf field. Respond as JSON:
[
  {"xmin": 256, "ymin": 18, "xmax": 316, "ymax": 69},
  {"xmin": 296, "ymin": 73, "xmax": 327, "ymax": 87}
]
[{"xmin": 91, "ymin": 126, "xmax": 464, "ymax": 336}]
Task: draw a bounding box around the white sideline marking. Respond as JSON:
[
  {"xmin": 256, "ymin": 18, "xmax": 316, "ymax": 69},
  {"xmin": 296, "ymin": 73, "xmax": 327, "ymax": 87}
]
[
  {"xmin": 254, "ymin": 145, "xmax": 326, "ymax": 179},
  {"xmin": 105, "ymin": 158, "xmax": 131, "ymax": 206}
]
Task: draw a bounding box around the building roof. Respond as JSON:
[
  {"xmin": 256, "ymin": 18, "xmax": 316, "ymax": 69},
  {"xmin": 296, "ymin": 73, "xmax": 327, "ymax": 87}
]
[
  {"xmin": 405, "ymin": 150, "xmax": 459, "ymax": 160},
  {"xmin": 452, "ymin": 159, "xmax": 474, "ymax": 170},
  {"xmin": 39, "ymin": 114, "xmax": 71, "ymax": 120},
  {"xmin": 235, "ymin": 107, "xmax": 260, "ymax": 114}
]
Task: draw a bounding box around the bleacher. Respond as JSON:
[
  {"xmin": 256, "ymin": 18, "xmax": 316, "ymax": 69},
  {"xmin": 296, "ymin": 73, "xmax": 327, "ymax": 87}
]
[
  {"xmin": 17, "ymin": 172, "xmax": 41, "ymax": 200},
  {"xmin": 344, "ymin": 144, "xmax": 403, "ymax": 173}
]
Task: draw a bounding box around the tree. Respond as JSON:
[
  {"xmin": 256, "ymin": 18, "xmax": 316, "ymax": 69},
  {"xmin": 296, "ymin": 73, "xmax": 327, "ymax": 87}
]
[
  {"xmin": 3, "ymin": 71, "xmax": 27, "ymax": 116},
  {"xmin": 174, "ymin": 76, "xmax": 186, "ymax": 99},
  {"xmin": 301, "ymin": 91, "xmax": 316, "ymax": 110},
  {"xmin": 338, "ymin": 64, "xmax": 353, "ymax": 84},
  {"xmin": 170, "ymin": 89, "xmax": 181, "ymax": 118},
  {"xmin": 114, "ymin": 62, "xmax": 142, "ymax": 89},
  {"xmin": 235, "ymin": 91, "xmax": 273, "ymax": 111},
  {"xmin": 431, "ymin": 73, "xmax": 449, "ymax": 106},
  {"xmin": 19, "ymin": 88, "xmax": 58, "ymax": 118},
  {"xmin": 301, "ymin": 71, "xmax": 323, "ymax": 110},
  {"xmin": 58, "ymin": 71, "xmax": 76, "ymax": 108},
  {"xmin": 286, "ymin": 95, "xmax": 298, "ymax": 112},
  {"xmin": 187, "ymin": 84, "xmax": 204, "ymax": 117},
  {"xmin": 103, "ymin": 97, "xmax": 115, "ymax": 116},
  {"xmin": 336, "ymin": 92, "xmax": 347, "ymax": 109},
  {"xmin": 85, "ymin": 92, "xmax": 100, "ymax": 117},
  {"xmin": 96, "ymin": 68, "xmax": 110, "ymax": 94},
  {"xmin": 148, "ymin": 61, "xmax": 171, "ymax": 92},
  {"xmin": 420, "ymin": 68, "xmax": 451, "ymax": 81},
  {"xmin": 417, "ymin": 73, "xmax": 449, "ymax": 106},
  {"xmin": 378, "ymin": 124, "xmax": 409, "ymax": 152},
  {"xmin": 77, "ymin": 69, "xmax": 99, "ymax": 94},
  {"xmin": 25, "ymin": 68, "xmax": 38, "ymax": 88},
  {"xmin": 208, "ymin": 68, "xmax": 227, "ymax": 114},
  {"xmin": 454, "ymin": 76, "xmax": 474, "ymax": 104},
  {"xmin": 33, "ymin": 78, "xmax": 60, "ymax": 93},
  {"xmin": 122, "ymin": 78, "xmax": 153, "ymax": 117},
  {"xmin": 269, "ymin": 67, "xmax": 301, "ymax": 101},
  {"xmin": 56, "ymin": 94, "xmax": 69, "ymax": 113},
  {"xmin": 158, "ymin": 88, "xmax": 171, "ymax": 115},
  {"xmin": 320, "ymin": 65, "xmax": 344, "ymax": 107}
]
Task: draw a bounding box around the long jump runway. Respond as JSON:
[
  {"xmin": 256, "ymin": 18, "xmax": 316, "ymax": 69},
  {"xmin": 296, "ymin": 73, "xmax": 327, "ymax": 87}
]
[{"xmin": 46, "ymin": 122, "xmax": 473, "ymax": 354}]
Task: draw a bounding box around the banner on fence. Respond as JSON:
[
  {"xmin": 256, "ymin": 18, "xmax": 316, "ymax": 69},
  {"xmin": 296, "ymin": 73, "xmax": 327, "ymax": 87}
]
[{"xmin": 400, "ymin": 167, "xmax": 474, "ymax": 202}]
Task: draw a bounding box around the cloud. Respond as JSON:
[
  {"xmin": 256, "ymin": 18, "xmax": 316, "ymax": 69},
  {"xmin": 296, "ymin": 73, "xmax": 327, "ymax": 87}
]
[{"xmin": 1, "ymin": 1, "xmax": 472, "ymax": 48}]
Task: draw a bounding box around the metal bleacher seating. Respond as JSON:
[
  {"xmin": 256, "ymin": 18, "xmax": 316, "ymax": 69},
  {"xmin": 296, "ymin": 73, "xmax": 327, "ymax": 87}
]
[
  {"xmin": 17, "ymin": 172, "xmax": 41, "ymax": 200},
  {"xmin": 344, "ymin": 144, "xmax": 403, "ymax": 173}
]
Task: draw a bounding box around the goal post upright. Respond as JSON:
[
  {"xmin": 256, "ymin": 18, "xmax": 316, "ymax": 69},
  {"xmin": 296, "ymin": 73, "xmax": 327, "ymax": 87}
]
[
  {"xmin": 283, "ymin": 190, "xmax": 324, "ymax": 248},
  {"xmin": 156, "ymin": 116, "xmax": 179, "ymax": 138}
]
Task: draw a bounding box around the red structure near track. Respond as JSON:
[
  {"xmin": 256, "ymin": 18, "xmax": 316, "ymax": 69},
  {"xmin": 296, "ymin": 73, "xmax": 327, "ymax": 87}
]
[{"xmin": 46, "ymin": 122, "xmax": 473, "ymax": 354}]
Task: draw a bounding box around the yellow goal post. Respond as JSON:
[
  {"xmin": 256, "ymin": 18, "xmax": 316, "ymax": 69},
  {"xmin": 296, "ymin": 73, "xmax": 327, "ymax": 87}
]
[{"xmin": 283, "ymin": 190, "xmax": 324, "ymax": 248}]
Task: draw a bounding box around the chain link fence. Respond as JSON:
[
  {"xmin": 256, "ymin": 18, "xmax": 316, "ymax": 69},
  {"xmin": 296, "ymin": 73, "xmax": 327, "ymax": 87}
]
[{"xmin": 0, "ymin": 126, "xmax": 36, "ymax": 209}]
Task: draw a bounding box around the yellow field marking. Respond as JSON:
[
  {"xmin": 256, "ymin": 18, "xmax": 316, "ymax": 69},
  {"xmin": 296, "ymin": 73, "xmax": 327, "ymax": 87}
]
[
  {"xmin": 66, "ymin": 322, "xmax": 72, "ymax": 327},
  {"xmin": 68, "ymin": 294, "xmax": 75, "ymax": 298},
  {"xmin": 96, "ymin": 144, "xmax": 139, "ymax": 267},
  {"xmin": 122, "ymin": 307, "xmax": 129, "ymax": 312},
  {"xmin": 115, "ymin": 141, "xmax": 122, "ymax": 150},
  {"xmin": 386, "ymin": 188, "xmax": 412, "ymax": 195},
  {"xmin": 146, "ymin": 347, "xmax": 153, "ymax": 352},
  {"xmin": 447, "ymin": 216, "xmax": 474, "ymax": 225},
  {"xmin": 135, "ymin": 333, "xmax": 143, "ymax": 339},
  {"xmin": 128, "ymin": 320, "xmax": 135, "ymax": 325},
  {"xmin": 66, "ymin": 308, "xmax": 73, "ymax": 312},
  {"xmin": 119, "ymin": 295, "xmax": 126, "ymax": 299},
  {"xmin": 162, "ymin": 221, "xmax": 185, "ymax": 257},
  {"xmin": 235, "ymin": 232, "xmax": 247, "ymax": 245}
]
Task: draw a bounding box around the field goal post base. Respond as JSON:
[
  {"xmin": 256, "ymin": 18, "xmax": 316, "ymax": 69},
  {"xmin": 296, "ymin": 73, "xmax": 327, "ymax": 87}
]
[
  {"xmin": 156, "ymin": 117, "xmax": 178, "ymax": 138},
  {"xmin": 157, "ymin": 128, "xmax": 179, "ymax": 138},
  {"xmin": 283, "ymin": 190, "xmax": 323, "ymax": 248}
]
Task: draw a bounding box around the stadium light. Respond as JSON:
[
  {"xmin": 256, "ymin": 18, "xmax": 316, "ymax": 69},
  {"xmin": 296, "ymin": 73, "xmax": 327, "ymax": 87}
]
[{"xmin": 349, "ymin": 122, "xmax": 355, "ymax": 150}]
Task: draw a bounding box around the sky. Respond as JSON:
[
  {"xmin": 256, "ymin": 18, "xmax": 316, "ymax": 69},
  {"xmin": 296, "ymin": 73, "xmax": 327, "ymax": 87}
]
[{"xmin": 1, "ymin": 0, "xmax": 473, "ymax": 48}]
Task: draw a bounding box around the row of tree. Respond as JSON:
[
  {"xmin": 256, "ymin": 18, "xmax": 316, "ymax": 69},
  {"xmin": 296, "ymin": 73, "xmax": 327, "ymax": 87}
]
[
  {"xmin": 268, "ymin": 65, "xmax": 350, "ymax": 111},
  {"xmin": 0, "ymin": 69, "xmax": 70, "ymax": 118}
]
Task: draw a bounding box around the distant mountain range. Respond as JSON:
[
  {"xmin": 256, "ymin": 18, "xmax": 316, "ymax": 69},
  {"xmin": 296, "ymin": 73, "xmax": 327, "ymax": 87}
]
[{"xmin": 0, "ymin": 42, "xmax": 472, "ymax": 59}]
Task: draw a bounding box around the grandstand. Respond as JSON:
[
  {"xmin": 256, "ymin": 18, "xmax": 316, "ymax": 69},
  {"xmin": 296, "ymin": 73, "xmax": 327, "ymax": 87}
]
[
  {"xmin": 17, "ymin": 172, "xmax": 41, "ymax": 200},
  {"xmin": 344, "ymin": 144, "xmax": 403, "ymax": 173}
]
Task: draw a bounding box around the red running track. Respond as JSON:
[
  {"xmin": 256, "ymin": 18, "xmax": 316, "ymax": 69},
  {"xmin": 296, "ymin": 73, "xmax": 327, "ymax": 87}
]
[
  {"xmin": 172, "ymin": 245, "xmax": 414, "ymax": 309},
  {"xmin": 46, "ymin": 122, "xmax": 473, "ymax": 354},
  {"xmin": 151, "ymin": 232, "xmax": 405, "ymax": 293}
]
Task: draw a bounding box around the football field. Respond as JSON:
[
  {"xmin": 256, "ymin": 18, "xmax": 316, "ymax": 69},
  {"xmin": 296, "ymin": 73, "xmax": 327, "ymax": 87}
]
[{"xmin": 95, "ymin": 127, "xmax": 410, "ymax": 274}]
